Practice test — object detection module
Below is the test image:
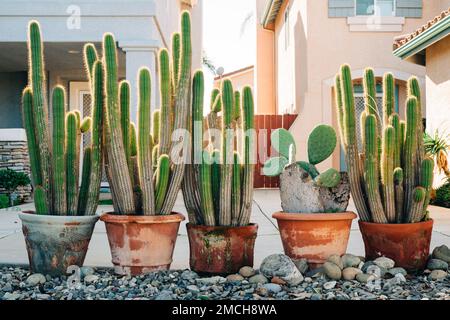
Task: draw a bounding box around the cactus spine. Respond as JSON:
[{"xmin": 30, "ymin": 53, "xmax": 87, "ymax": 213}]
[
  {"xmin": 336, "ymin": 64, "xmax": 432, "ymax": 224},
  {"xmin": 158, "ymin": 48, "xmax": 172, "ymax": 155}
]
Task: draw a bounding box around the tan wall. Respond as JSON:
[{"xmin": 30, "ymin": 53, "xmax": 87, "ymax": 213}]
[
  {"xmin": 214, "ymin": 68, "xmax": 254, "ymax": 93},
  {"xmin": 426, "ymin": 36, "xmax": 450, "ymax": 187},
  {"xmin": 258, "ymin": 0, "xmax": 441, "ymax": 171}
]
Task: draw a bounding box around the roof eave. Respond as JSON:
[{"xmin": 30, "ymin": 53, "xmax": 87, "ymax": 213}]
[
  {"xmin": 261, "ymin": 0, "xmax": 282, "ymax": 30},
  {"xmin": 393, "ymin": 15, "xmax": 450, "ymax": 60}
]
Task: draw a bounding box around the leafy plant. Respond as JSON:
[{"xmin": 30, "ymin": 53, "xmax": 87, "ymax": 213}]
[
  {"xmin": 335, "ymin": 65, "xmax": 433, "ymax": 224},
  {"xmin": 424, "ymin": 129, "xmax": 450, "ymax": 177},
  {"xmin": 0, "ymin": 169, "xmax": 30, "ymax": 206},
  {"xmin": 431, "ymin": 181, "xmax": 450, "ymax": 208}
]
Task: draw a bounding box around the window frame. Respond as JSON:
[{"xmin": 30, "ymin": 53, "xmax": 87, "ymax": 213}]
[{"xmin": 354, "ymin": 0, "xmax": 396, "ymax": 17}]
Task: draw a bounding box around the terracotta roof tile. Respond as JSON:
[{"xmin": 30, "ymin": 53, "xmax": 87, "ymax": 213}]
[{"xmin": 394, "ymin": 7, "xmax": 450, "ymax": 49}]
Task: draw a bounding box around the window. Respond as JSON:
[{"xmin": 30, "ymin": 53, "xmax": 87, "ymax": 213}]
[
  {"xmin": 355, "ymin": 0, "xmax": 395, "ymax": 17},
  {"xmin": 284, "ymin": 6, "xmax": 290, "ymax": 50}
]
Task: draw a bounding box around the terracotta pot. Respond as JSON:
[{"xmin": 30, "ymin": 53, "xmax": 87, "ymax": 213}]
[
  {"xmin": 19, "ymin": 211, "xmax": 99, "ymax": 276},
  {"xmin": 187, "ymin": 223, "xmax": 258, "ymax": 275},
  {"xmin": 273, "ymin": 212, "xmax": 357, "ymax": 267},
  {"xmin": 359, "ymin": 220, "xmax": 433, "ymax": 271},
  {"xmin": 101, "ymin": 213, "xmax": 185, "ymax": 276}
]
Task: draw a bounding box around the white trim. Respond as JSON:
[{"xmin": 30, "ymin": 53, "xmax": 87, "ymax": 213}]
[
  {"xmin": 0, "ymin": 128, "xmax": 27, "ymax": 141},
  {"xmin": 347, "ymin": 16, "xmax": 405, "ymax": 32}
]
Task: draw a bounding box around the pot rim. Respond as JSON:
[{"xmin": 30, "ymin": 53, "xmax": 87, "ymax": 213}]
[
  {"xmin": 19, "ymin": 211, "xmax": 100, "ymax": 224},
  {"xmin": 272, "ymin": 211, "xmax": 357, "ymax": 221},
  {"xmin": 186, "ymin": 222, "xmax": 258, "ymax": 231},
  {"xmin": 358, "ymin": 219, "xmax": 434, "ymax": 228},
  {"xmin": 100, "ymin": 212, "xmax": 185, "ymax": 224}
]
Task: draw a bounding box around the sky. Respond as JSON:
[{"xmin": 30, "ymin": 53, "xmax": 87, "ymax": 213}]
[{"xmin": 202, "ymin": 0, "xmax": 256, "ymax": 103}]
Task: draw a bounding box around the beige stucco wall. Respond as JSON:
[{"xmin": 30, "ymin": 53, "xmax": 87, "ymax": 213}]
[
  {"xmin": 258, "ymin": 0, "xmax": 443, "ymax": 171},
  {"xmin": 426, "ymin": 36, "xmax": 450, "ymax": 187},
  {"xmin": 213, "ymin": 67, "xmax": 254, "ymax": 93}
]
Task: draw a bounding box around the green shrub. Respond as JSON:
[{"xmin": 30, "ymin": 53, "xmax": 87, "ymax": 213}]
[
  {"xmin": 0, "ymin": 195, "xmax": 9, "ymax": 209},
  {"xmin": 0, "ymin": 169, "xmax": 30, "ymax": 207},
  {"xmin": 432, "ymin": 182, "xmax": 450, "ymax": 208}
]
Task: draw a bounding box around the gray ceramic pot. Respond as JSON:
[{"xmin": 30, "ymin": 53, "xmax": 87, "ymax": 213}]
[{"xmin": 19, "ymin": 211, "xmax": 99, "ymax": 276}]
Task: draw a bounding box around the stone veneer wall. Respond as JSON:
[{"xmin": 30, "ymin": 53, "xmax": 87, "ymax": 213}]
[{"xmin": 0, "ymin": 130, "xmax": 32, "ymax": 202}]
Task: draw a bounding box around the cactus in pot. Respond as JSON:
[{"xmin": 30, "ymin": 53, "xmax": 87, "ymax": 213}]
[
  {"xmin": 262, "ymin": 125, "xmax": 350, "ymax": 213},
  {"xmin": 335, "ymin": 64, "xmax": 434, "ymax": 224}
]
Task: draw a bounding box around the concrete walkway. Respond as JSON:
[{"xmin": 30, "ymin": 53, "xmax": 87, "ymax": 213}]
[{"xmin": 1, "ymin": 190, "xmax": 449, "ymax": 269}]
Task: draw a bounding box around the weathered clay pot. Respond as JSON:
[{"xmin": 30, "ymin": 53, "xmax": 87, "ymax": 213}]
[
  {"xmin": 101, "ymin": 213, "xmax": 185, "ymax": 276},
  {"xmin": 359, "ymin": 220, "xmax": 433, "ymax": 272},
  {"xmin": 273, "ymin": 212, "xmax": 357, "ymax": 267},
  {"xmin": 187, "ymin": 223, "xmax": 258, "ymax": 275},
  {"xmin": 19, "ymin": 211, "xmax": 99, "ymax": 276}
]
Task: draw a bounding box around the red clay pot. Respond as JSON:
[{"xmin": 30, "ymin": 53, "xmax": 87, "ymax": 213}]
[
  {"xmin": 359, "ymin": 220, "xmax": 433, "ymax": 272},
  {"xmin": 187, "ymin": 223, "xmax": 258, "ymax": 275},
  {"xmin": 273, "ymin": 212, "xmax": 357, "ymax": 267},
  {"xmin": 101, "ymin": 213, "xmax": 185, "ymax": 276}
]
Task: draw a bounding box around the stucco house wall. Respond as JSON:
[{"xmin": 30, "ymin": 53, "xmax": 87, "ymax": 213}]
[{"xmin": 257, "ymin": 0, "xmax": 441, "ymax": 172}]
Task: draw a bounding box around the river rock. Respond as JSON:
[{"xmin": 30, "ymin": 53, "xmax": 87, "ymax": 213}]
[
  {"xmin": 356, "ymin": 273, "xmax": 376, "ymax": 284},
  {"xmin": 323, "ymin": 262, "xmax": 342, "ymax": 280},
  {"xmin": 293, "ymin": 259, "xmax": 309, "ymax": 274},
  {"xmin": 342, "ymin": 267, "xmax": 362, "ymax": 280},
  {"xmin": 432, "ymin": 245, "xmax": 450, "ymax": 263},
  {"xmin": 361, "ymin": 261, "xmax": 375, "ymax": 272},
  {"xmin": 263, "ymin": 283, "xmax": 282, "ymax": 294},
  {"xmin": 26, "ymin": 274, "xmax": 46, "ymax": 286},
  {"xmin": 427, "ymin": 259, "xmax": 449, "ymax": 271},
  {"xmin": 327, "ymin": 255, "xmax": 344, "ymax": 270},
  {"xmin": 373, "ymin": 257, "xmax": 395, "ymax": 269},
  {"xmin": 196, "ymin": 276, "xmax": 227, "ymax": 286},
  {"xmin": 239, "ymin": 266, "xmax": 256, "ymax": 278},
  {"xmin": 226, "ymin": 274, "xmax": 244, "ymax": 282},
  {"xmin": 430, "ymin": 270, "xmax": 448, "ymax": 281},
  {"xmin": 249, "ymin": 274, "xmax": 268, "ymax": 284},
  {"xmin": 366, "ymin": 265, "xmax": 382, "ymax": 278},
  {"xmin": 80, "ymin": 266, "xmax": 95, "ymax": 278},
  {"xmin": 84, "ymin": 274, "xmax": 99, "ymax": 284},
  {"xmin": 279, "ymin": 165, "xmax": 350, "ymax": 213},
  {"xmin": 323, "ymin": 281, "xmax": 337, "ymax": 290},
  {"xmin": 342, "ymin": 254, "xmax": 361, "ymax": 268},
  {"xmin": 260, "ymin": 254, "xmax": 303, "ymax": 286},
  {"xmin": 387, "ymin": 267, "xmax": 407, "ymax": 277}
]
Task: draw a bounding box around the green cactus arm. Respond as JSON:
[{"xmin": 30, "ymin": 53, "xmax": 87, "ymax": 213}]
[
  {"xmin": 211, "ymin": 149, "xmax": 221, "ymax": 222},
  {"xmin": 308, "ymin": 125, "xmax": 337, "ymax": 165},
  {"xmin": 403, "ymin": 97, "xmax": 419, "ymax": 217},
  {"xmin": 34, "ymin": 185, "xmax": 49, "ymax": 215},
  {"xmin": 199, "ymin": 151, "xmax": 215, "ymax": 226},
  {"xmin": 119, "ymin": 80, "xmax": 131, "ymax": 168},
  {"xmin": 66, "ymin": 112, "xmax": 79, "ymax": 216},
  {"xmin": 263, "ymin": 157, "xmax": 288, "ymax": 177},
  {"xmin": 238, "ymin": 86, "xmax": 256, "ymax": 226},
  {"xmin": 130, "ymin": 122, "xmax": 137, "ymax": 157},
  {"xmin": 137, "ymin": 67, "xmax": 155, "ymax": 216},
  {"xmin": 83, "ymin": 43, "xmax": 98, "ymax": 83},
  {"xmin": 393, "ymin": 167, "xmax": 404, "ymax": 223},
  {"xmin": 80, "ymin": 117, "xmax": 92, "ymax": 133},
  {"xmin": 28, "ymin": 21, "xmax": 52, "ymax": 213},
  {"xmin": 400, "ymin": 120, "xmax": 406, "ymax": 165},
  {"xmin": 158, "ymin": 48, "xmax": 172, "ymax": 156},
  {"xmin": 334, "ymin": 74, "xmax": 345, "ymax": 143},
  {"xmin": 155, "ymin": 154, "xmax": 170, "ymax": 214},
  {"xmin": 160, "ymin": 12, "xmax": 192, "ymax": 215},
  {"xmin": 382, "ymin": 73, "xmax": 395, "ymax": 126},
  {"xmin": 364, "ymin": 114, "xmax": 387, "ymax": 224},
  {"xmin": 152, "ymin": 109, "xmax": 160, "ymax": 146},
  {"xmin": 21, "ymin": 87, "xmax": 42, "ymax": 188},
  {"xmin": 360, "ymin": 111, "xmax": 367, "ymax": 145},
  {"xmin": 339, "ymin": 65, "xmax": 370, "ymax": 221},
  {"xmin": 231, "ymin": 152, "xmax": 242, "ymax": 226},
  {"xmin": 381, "ymin": 126, "xmax": 396, "ymax": 223},
  {"xmin": 210, "ymin": 88, "xmax": 220, "ymax": 111},
  {"xmin": 271, "ymin": 128, "xmax": 296, "ymax": 160},
  {"xmin": 51, "ymin": 86, "xmax": 67, "ymax": 215},
  {"xmin": 77, "ymin": 147, "xmax": 92, "ymax": 215},
  {"xmin": 73, "ymin": 110, "xmax": 82, "ymax": 203},
  {"xmin": 219, "ymin": 78, "xmax": 234, "ymax": 226},
  {"xmin": 420, "ymin": 157, "xmax": 434, "ymax": 216},
  {"xmin": 84, "ymin": 61, "xmax": 104, "ymax": 216},
  {"xmin": 212, "ymin": 93, "xmax": 222, "ymax": 113},
  {"xmin": 172, "ymin": 32, "xmax": 181, "ymax": 91},
  {"xmin": 363, "ymin": 68, "xmax": 377, "ymax": 116},
  {"xmin": 233, "ymin": 90, "xmax": 241, "ymax": 121},
  {"xmin": 389, "ymin": 113, "xmax": 401, "ymax": 169},
  {"xmin": 408, "ymin": 186, "xmax": 426, "ymax": 223},
  {"xmin": 315, "ymin": 168, "xmax": 341, "ymax": 188},
  {"xmin": 103, "ymin": 32, "xmax": 135, "ymax": 214}
]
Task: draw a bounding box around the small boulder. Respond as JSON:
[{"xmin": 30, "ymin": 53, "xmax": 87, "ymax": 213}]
[
  {"xmin": 260, "ymin": 254, "xmax": 303, "ymax": 286},
  {"xmin": 271, "ymin": 276, "xmax": 287, "ymax": 285},
  {"xmin": 342, "ymin": 254, "xmax": 361, "ymax": 268},
  {"xmin": 342, "ymin": 267, "xmax": 362, "ymax": 281},
  {"xmin": 373, "ymin": 257, "xmax": 395, "ymax": 269},
  {"xmin": 361, "ymin": 261, "xmax": 375, "ymax": 273},
  {"xmin": 432, "ymin": 245, "xmax": 450, "ymax": 263},
  {"xmin": 26, "ymin": 273, "xmax": 46, "ymax": 286},
  {"xmin": 323, "ymin": 262, "xmax": 342, "ymax": 280},
  {"xmin": 366, "ymin": 265, "xmax": 382, "ymax": 278},
  {"xmin": 356, "ymin": 273, "xmax": 376, "ymax": 284},
  {"xmin": 249, "ymin": 274, "xmax": 269, "ymax": 284},
  {"xmin": 226, "ymin": 274, "xmax": 244, "ymax": 282},
  {"xmin": 387, "ymin": 267, "xmax": 407, "ymax": 277},
  {"xmin": 293, "ymin": 259, "xmax": 309, "ymax": 274},
  {"xmin": 239, "ymin": 266, "xmax": 256, "ymax": 278},
  {"xmin": 430, "ymin": 270, "xmax": 448, "ymax": 281},
  {"xmin": 427, "ymin": 259, "xmax": 448, "ymax": 271},
  {"xmin": 327, "ymin": 255, "xmax": 344, "ymax": 270}
]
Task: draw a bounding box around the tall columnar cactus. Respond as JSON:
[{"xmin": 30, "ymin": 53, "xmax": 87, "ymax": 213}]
[
  {"xmin": 66, "ymin": 112, "xmax": 78, "ymax": 216},
  {"xmin": 158, "ymin": 48, "xmax": 172, "ymax": 156},
  {"xmin": 335, "ymin": 64, "xmax": 433, "ymax": 224}
]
